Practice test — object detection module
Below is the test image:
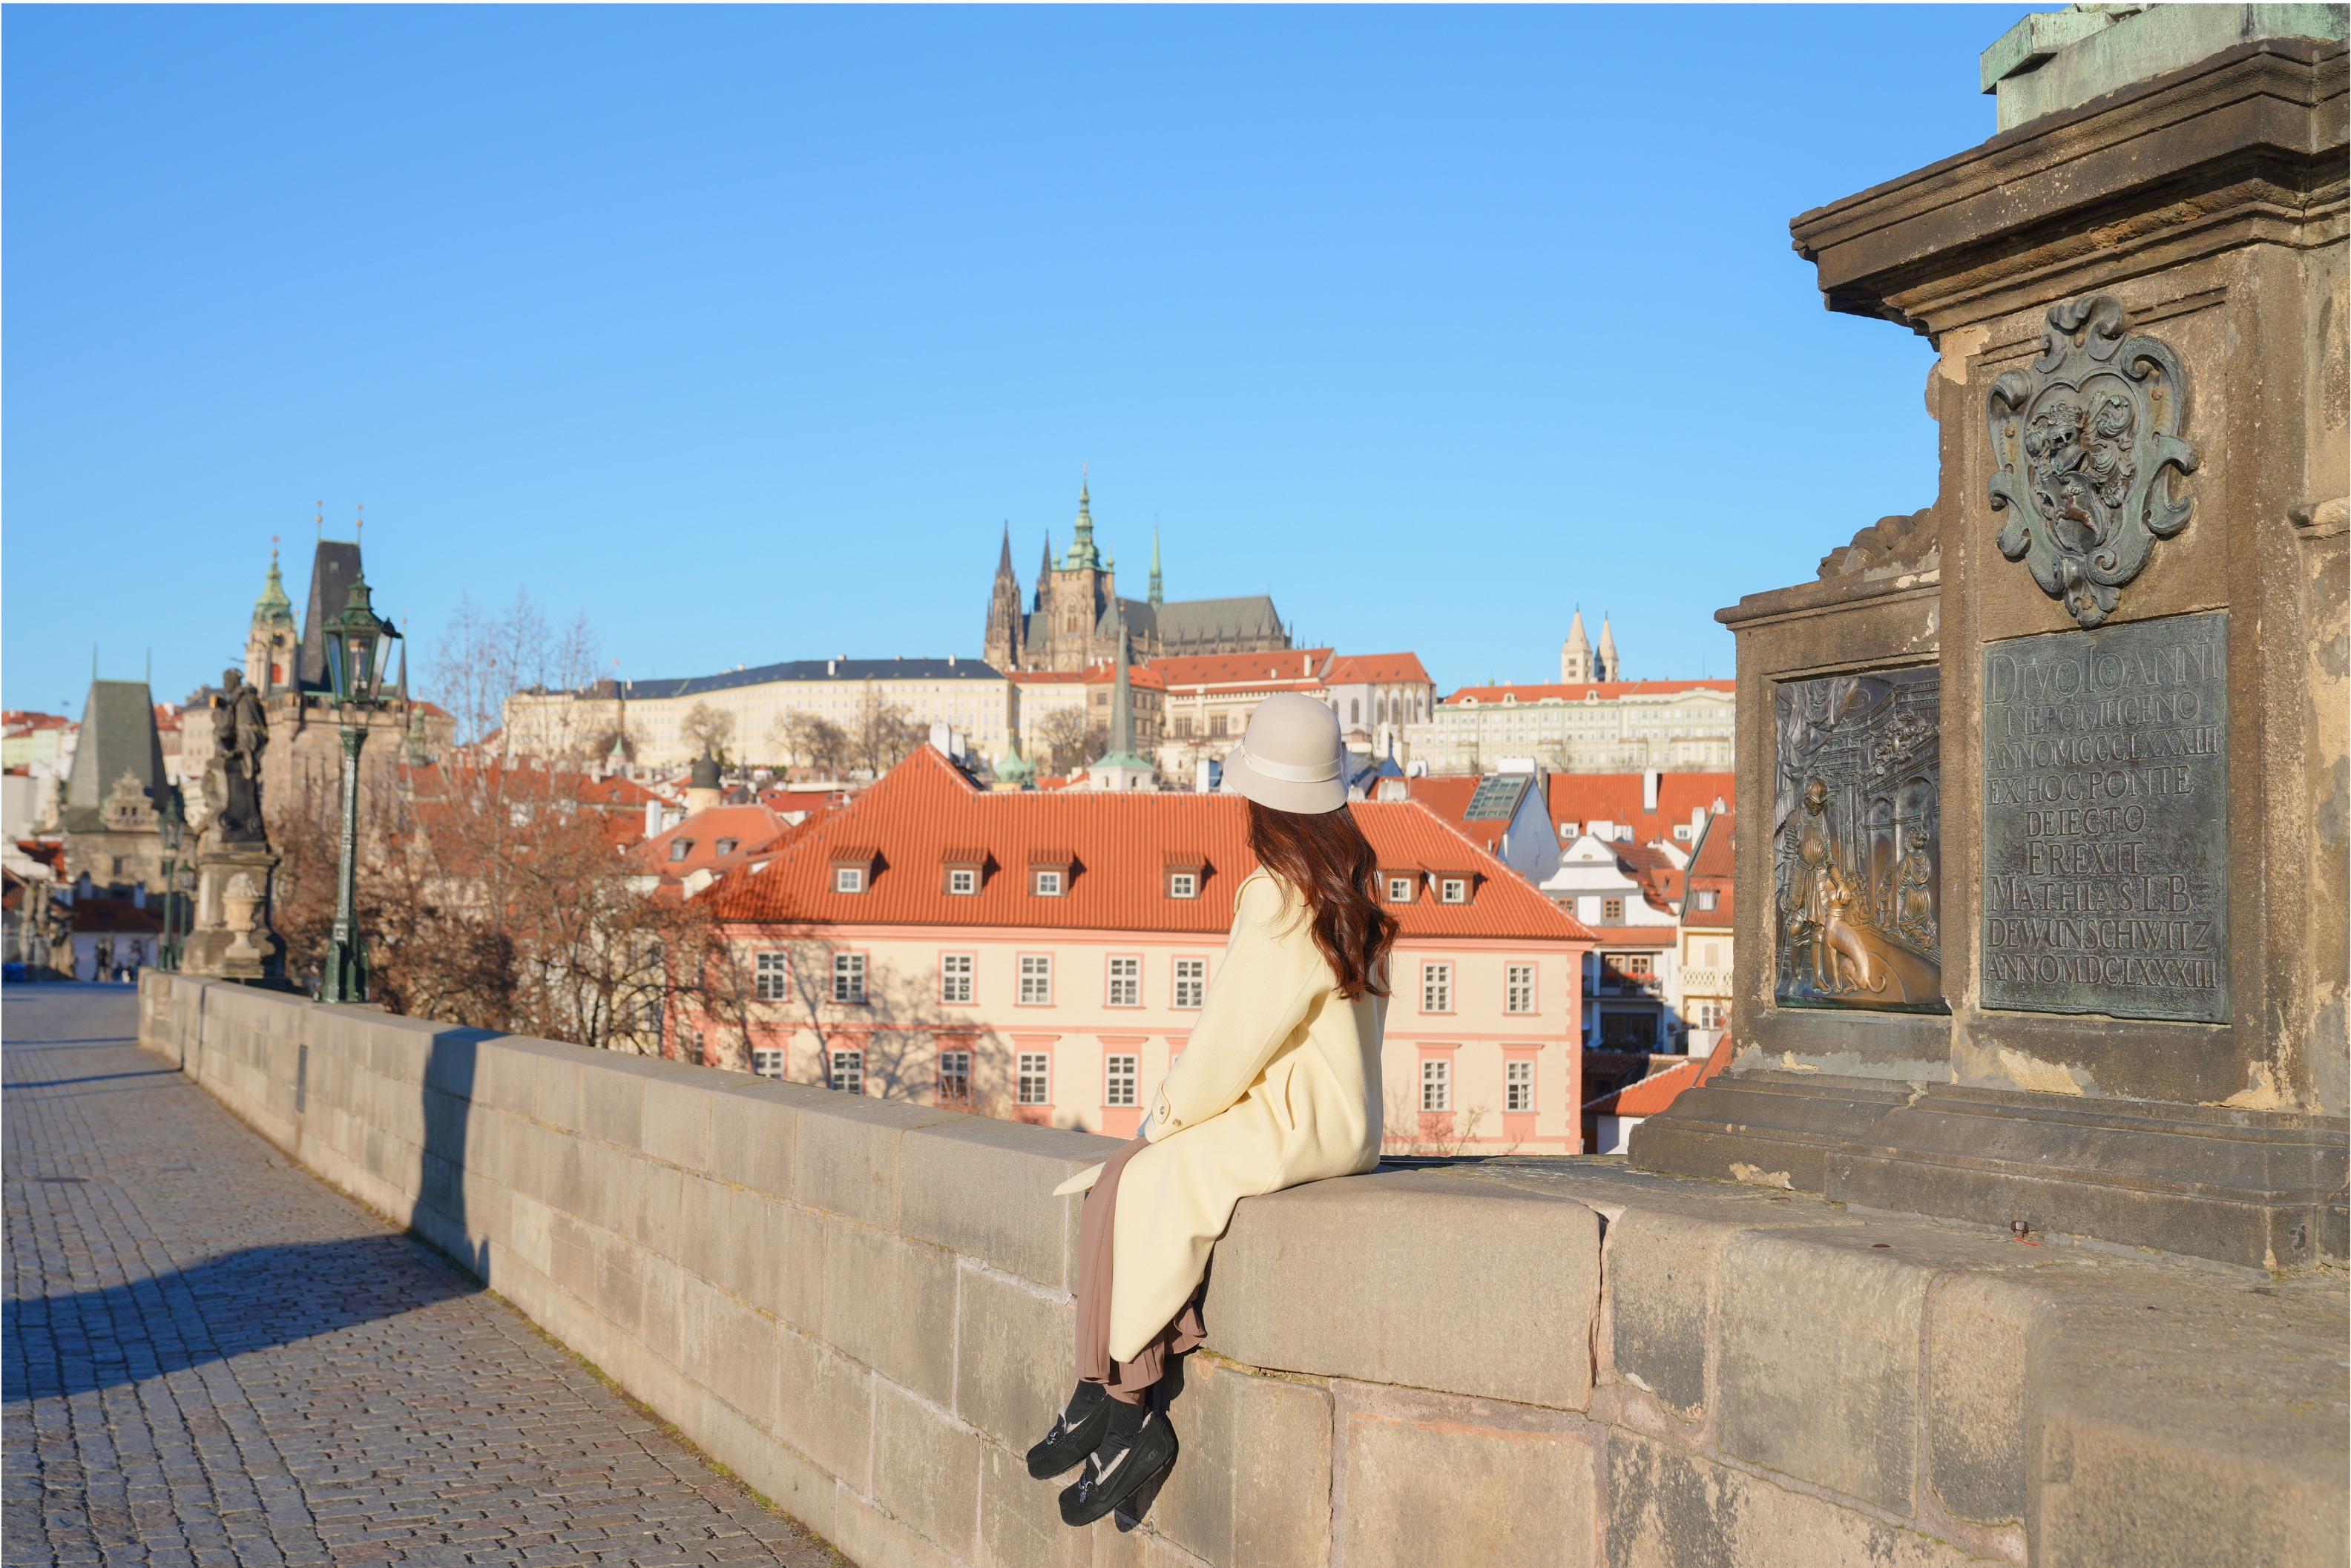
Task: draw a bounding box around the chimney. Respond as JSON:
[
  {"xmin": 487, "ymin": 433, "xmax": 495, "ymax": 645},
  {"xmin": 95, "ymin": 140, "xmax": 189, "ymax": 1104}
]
[
  {"xmin": 1643, "ymin": 769, "xmax": 1662, "ymax": 813},
  {"xmin": 645, "ymin": 799, "xmax": 662, "ymax": 840}
]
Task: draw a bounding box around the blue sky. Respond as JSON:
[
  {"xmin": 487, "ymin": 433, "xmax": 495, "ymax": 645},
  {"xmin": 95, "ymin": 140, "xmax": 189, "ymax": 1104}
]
[{"xmin": 3, "ymin": 4, "xmax": 2042, "ymax": 715}]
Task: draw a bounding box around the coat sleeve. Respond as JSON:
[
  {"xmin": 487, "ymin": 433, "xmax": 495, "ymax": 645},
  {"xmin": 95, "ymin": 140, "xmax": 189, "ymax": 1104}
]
[{"xmin": 1144, "ymin": 874, "xmax": 1329, "ymax": 1142}]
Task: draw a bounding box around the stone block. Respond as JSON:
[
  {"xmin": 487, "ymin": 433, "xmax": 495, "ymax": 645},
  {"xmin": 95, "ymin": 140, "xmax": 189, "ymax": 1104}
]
[
  {"xmin": 1203, "ymin": 1170, "xmax": 1600, "ymax": 1409},
  {"xmin": 708, "ymin": 1078, "xmax": 804, "ymax": 1198},
  {"xmin": 640, "ymin": 1074, "xmax": 713, "ymax": 1170},
  {"xmin": 534, "ymin": 1052, "xmax": 585, "ymax": 1131},
  {"xmin": 1604, "ymin": 1433, "xmax": 1990, "ymax": 1568},
  {"xmin": 1606, "ymin": 1208, "xmax": 1739, "ymax": 1421},
  {"xmin": 1924, "ymin": 1274, "xmax": 2038, "ymax": 1525},
  {"xmin": 872, "ymin": 1378, "xmax": 983, "ymax": 1561},
  {"xmin": 1336, "ymin": 1386, "xmax": 1594, "ymax": 1568},
  {"xmin": 1715, "ymin": 1229, "xmax": 1927, "ymax": 1515},
  {"xmin": 955, "ymin": 1261, "xmax": 1076, "ymax": 1449},
  {"xmin": 795, "ymin": 1096, "xmax": 962, "ymax": 1229},
  {"xmin": 901, "ymin": 1116, "xmax": 1117, "ymax": 1291},
  {"xmin": 978, "ymin": 1440, "xmax": 1094, "ymax": 1568},
  {"xmin": 698, "ymin": 1385, "xmax": 838, "ymax": 1544},
  {"xmin": 1154, "ymin": 1354, "xmax": 1330, "ymax": 1567},
  {"xmin": 473, "ymin": 1038, "xmax": 548, "ymax": 1116},
  {"xmin": 822, "ymin": 1219, "xmax": 959, "ymax": 1405},
  {"xmin": 593, "ymin": 1228, "xmax": 652, "ymax": 1342},
  {"xmin": 579, "ymin": 1053, "xmax": 667, "ymax": 1148},
  {"xmin": 638, "ymin": 1156, "xmax": 687, "ymax": 1262},
  {"xmin": 671, "ymin": 1171, "xmax": 732, "ymax": 1288},
  {"xmin": 773, "ymin": 1321, "xmax": 874, "ymax": 1491},
  {"xmin": 732, "ymin": 1188, "xmax": 826, "ymax": 1331},
  {"xmin": 832, "ymin": 1489, "xmax": 959, "ymax": 1568}
]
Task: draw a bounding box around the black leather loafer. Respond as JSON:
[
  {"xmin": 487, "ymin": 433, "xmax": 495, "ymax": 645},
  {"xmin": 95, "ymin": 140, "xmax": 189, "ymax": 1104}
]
[
  {"xmin": 1026, "ymin": 1386, "xmax": 1112, "ymax": 1479},
  {"xmin": 1059, "ymin": 1407, "xmax": 1177, "ymax": 1526}
]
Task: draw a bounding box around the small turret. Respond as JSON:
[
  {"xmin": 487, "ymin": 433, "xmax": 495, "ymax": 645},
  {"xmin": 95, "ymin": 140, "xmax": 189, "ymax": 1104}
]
[
  {"xmin": 1561, "ymin": 607, "xmax": 1593, "ymax": 684},
  {"xmin": 1062, "ymin": 477, "xmax": 1104, "ymax": 572},
  {"xmin": 247, "ymin": 542, "xmax": 297, "ymax": 695},
  {"xmin": 1149, "ymin": 528, "xmax": 1163, "ymax": 608},
  {"xmin": 687, "ymin": 747, "xmax": 723, "ymax": 814},
  {"xmin": 1596, "ymin": 614, "xmax": 1620, "ymax": 682}
]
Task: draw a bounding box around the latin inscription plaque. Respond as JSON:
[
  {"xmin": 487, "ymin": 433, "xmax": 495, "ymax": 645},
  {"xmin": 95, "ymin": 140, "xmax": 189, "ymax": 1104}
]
[{"xmin": 1981, "ymin": 610, "xmax": 2227, "ymax": 1021}]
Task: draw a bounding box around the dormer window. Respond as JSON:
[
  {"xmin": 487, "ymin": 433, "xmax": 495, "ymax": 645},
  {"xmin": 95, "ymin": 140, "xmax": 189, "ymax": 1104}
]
[
  {"xmin": 948, "ymin": 868, "xmax": 976, "ymax": 895},
  {"xmin": 669, "ymin": 839, "xmax": 693, "ymax": 863},
  {"xmin": 1168, "ymin": 872, "xmax": 1197, "ymax": 900},
  {"xmin": 829, "ymin": 846, "xmax": 878, "ymax": 894},
  {"xmin": 941, "ymin": 848, "xmax": 987, "ymax": 896},
  {"xmin": 835, "ymin": 866, "xmax": 865, "ymax": 894},
  {"xmin": 1034, "ymin": 869, "xmax": 1063, "ymax": 897},
  {"xmin": 1164, "ymin": 851, "xmax": 1207, "ymax": 900},
  {"xmin": 1439, "ymin": 877, "xmax": 1469, "ymax": 904},
  {"xmin": 715, "ymin": 837, "xmax": 739, "ymax": 856},
  {"xmin": 1030, "ymin": 849, "xmax": 1074, "ymax": 897},
  {"xmin": 1385, "ymin": 873, "xmax": 1416, "ymax": 903}
]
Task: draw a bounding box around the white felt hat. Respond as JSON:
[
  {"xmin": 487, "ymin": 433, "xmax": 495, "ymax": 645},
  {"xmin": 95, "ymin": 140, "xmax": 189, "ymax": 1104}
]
[{"xmin": 1221, "ymin": 693, "xmax": 1348, "ymax": 814}]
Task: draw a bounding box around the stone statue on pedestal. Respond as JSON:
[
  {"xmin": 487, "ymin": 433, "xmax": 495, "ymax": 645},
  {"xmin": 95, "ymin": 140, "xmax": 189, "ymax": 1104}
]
[{"xmin": 184, "ymin": 668, "xmax": 287, "ymax": 985}]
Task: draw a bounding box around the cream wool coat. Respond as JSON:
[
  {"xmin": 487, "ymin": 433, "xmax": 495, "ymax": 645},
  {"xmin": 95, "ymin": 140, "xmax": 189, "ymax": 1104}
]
[{"xmin": 1053, "ymin": 869, "xmax": 1386, "ymax": 1361}]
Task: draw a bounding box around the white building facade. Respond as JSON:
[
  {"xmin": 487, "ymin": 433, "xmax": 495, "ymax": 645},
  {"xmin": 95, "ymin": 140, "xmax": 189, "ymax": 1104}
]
[{"xmin": 1404, "ymin": 679, "xmax": 1735, "ymax": 776}]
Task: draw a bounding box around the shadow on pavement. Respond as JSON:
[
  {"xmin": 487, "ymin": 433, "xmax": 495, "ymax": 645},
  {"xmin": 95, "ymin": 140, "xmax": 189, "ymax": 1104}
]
[{"xmin": 3, "ymin": 1233, "xmax": 482, "ymax": 1402}]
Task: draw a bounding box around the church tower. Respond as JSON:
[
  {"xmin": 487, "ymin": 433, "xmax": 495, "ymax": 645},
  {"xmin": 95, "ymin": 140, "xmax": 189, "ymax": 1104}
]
[
  {"xmin": 982, "ymin": 524, "xmax": 1025, "ymax": 672},
  {"xmin": 247, "ymin": 543, "xmax": 297, "ymax": 696},
  {"xmin": 1040, "ymin": 478, "xmax": 1116, "ymax": 671},
  {"xmin": 1561, "ymin": 608, "xmax": 1594, "ymax": 683},
  {"xmin": 1595, "ymin": 615, "xmax": 1620, "ymax": 682}
]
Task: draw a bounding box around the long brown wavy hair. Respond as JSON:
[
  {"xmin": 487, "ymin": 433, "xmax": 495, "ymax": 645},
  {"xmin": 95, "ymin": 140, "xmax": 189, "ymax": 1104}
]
[{"xmin": 1246, "ymin": 800, "xmax": 1398, "ymax": 998}]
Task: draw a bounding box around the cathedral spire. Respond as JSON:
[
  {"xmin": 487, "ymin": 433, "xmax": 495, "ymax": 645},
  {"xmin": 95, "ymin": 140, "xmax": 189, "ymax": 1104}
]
[
  {"xmin": 1595, "ymin": 613, "xmax": 1620, "ymax": 682},
  {"xmin": 1561, "ymin": 606, "xmax": 1591, "ymax": 683},
  {"xmin": 252, "ymin": 540, "xmax": 295, "ymax": 630},
  {"xmin": 1148, "ymin": 527, "xmax": 1163, "ymax": 608},
  {"xmin": 1062, "ymin": 474, "xmax": 1103, "ymax": 571},
  {"xmin": 1036, "ymin": 531, "xmax": 1053, "ymax": 610},
  {"xmin": 996, "ymin": 522, "xmax": 1015, "ymax": 582}
]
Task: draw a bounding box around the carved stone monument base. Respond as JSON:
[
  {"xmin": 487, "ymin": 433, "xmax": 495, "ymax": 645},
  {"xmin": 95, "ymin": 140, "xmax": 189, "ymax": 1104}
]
[
  {"xmin": 183, "ymin": 842, "xmax": 287, "ymax": 985},
  {"xmin": 1633, "ymin": 1073, "xmax": 2350, "ymax": 1271}
]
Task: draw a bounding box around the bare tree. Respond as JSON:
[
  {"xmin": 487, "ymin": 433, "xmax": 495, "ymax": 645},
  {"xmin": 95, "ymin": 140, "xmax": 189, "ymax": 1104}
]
[
  {"xmin": 774, "ymin": 711, "xmax": 850, "ymax": 778},
  {"xmin": 1379, "ymin": 1084, "xmax": 1510, "ymax": 1159},
  {"xmin": 849, "ymin": 684, "xmax": 921, "ymax": 777},
  {"xmin": 1033, "ymin": 708, "xmax": 1094, "ymax": 776},
  {"xmin": 681, "ymin": 702, "xmax": 736, "ymax": 765}
]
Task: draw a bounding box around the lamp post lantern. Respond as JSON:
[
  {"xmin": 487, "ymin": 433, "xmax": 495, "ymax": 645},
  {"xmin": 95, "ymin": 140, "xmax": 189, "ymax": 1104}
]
[
  {"xmin": 319, "ymin": 571, "xmax": 401, "ymax": 1004},
  {"xmin": 156, "ymin": 783, "xmax": 185, "ymax": 972}
]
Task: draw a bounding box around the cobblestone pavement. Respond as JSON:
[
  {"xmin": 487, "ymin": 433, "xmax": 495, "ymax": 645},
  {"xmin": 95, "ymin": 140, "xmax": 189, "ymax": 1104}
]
[{"xmin": 3, "ymin": 986, "xmax": 847, "ymax": 1568}]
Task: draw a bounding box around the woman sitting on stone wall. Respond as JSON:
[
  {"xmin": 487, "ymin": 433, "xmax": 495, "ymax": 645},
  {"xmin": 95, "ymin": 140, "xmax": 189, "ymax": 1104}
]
[{"xmin": 1026, "ymin": 694, "xmax": 1398, "ymax": 1526}]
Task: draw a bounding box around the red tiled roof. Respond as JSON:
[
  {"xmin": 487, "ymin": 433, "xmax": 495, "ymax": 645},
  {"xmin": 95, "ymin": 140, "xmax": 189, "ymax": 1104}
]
[
  {"xmin": 710, "ymin": 746, "xmax": 1594, "ymax": 943},
  {"xmin": 1684, "ymin": 812, "xmax": 1735, "ymax": 926},
  {"xmin": 1582, "ymin": 926, "xmax": 1678, "ymax": 949},
  {"xmin": 1586, "ymin": 1033, "xmax": 1732, "ymax": 1116},
  {"xmin": 1148, "ymin": 649, "xmax": 1335, "ymax": 689},
  {"xmin": 1008, "ymin": 664, "xmax": 1168, "ymax": 691},
  {"xmin": 639, "ymin": 804, "xmax": 801, "ymax": 883},
  {"xmin": 1323, "ymin": 653, "xmax": 1433, "ymax": 686},
  {"xmin": 1444, "ymin": 679, "xmax": 1733, "ymax": 705},
  {"xmin": 1401, "ymin": 777, "xmax": 1511, "ymax": 859},
  {"xmin": 1548, "ymin": 771, "xmax": 1735, "ymax": 850}
]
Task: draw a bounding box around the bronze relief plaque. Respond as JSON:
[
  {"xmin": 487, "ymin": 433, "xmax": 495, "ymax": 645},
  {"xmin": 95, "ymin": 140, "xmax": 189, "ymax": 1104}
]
[
  {"xmin": 1773, "ymin": 668, "xmax": 1944, "ymax": 1012},
  {"xmin": 1980, "ymin": 610, "xmax": 2227, "ymax": 1022}
]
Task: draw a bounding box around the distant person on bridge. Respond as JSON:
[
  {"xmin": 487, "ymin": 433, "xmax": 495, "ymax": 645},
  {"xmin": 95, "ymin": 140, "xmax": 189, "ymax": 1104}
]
[{"xmin": 1025, "ymin": 693, "xmax": 1397, "ymax": 1526}]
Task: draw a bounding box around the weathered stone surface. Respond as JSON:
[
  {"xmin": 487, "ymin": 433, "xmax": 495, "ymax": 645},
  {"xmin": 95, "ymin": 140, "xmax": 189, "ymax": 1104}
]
[
  {"xmin": 795, "ymin": 1095, "xmax": 962, "ymax": 1229},
  {"xmin": 821, "ymin": 1217, "xmax": 958, "ymax": 1405},
  {"xmin": 1604, "ymin": 1434, "xmax": 1995, "ymax": 1568},
  {"xmin": 831, "ymin": 1488, "xmax": 958, "ymax": 1568},
  {"xmin": 731, "ymin": 1187, "xmax": 826, "ymax": 1331},
  {"xmin": 1716, "ymin": 1229, "xmax": 1927, "ymax": 1514},
  {"xmin": 641, "ymin": 1073, "xmax": 715, "ymax": 1170},
  {"xmin": 900, "ymin": 1115, "xmax": 1113, "ymax": 1290},
  {"xmin": 1336, "ymin": 1386, "xmax": 1594, "ymax": 1568},
  {"xmin": 955, "ymin": 1261, "xmax": 1076, "ymax": 1450},
  {"xmin": 1924, "ymin": 1274, "xmax": 2036, "ymax": 1524},
  {"xmin": 978, "ymin": 1440, "xmax": 1094, "ymax": 1568},
  {"xmin": 1154, "ymin": 1355, "xmax": 1331, "ymax": 1567},
  {"xmin": 872, "ymin": 1378, "xmax": 982, "ymax": 1562},
  {"xmin": 1203, "ymin": 1170, "xmax": 1599, "ymax": 1409},
  {"xmin": 773, "ymin": 1320, "xmax": 874, "ymax": 1492},
  {"xmin": 708, "ymin": 1077, "xmax": 805, "ymax": 1198},
  {"xmin": 1606, "ymin": 1209, "xmax": 1737, "ymax": 1420}
]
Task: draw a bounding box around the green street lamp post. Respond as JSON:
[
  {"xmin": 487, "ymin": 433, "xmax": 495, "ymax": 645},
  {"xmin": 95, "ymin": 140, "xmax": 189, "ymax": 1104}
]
[
  {"xmin": 156, "ymin": 783, "xmax": 185, "ymax": 972},
  {"xmin": 319, "ymin": 571, "xmax": 401, "ymax": 1004}
]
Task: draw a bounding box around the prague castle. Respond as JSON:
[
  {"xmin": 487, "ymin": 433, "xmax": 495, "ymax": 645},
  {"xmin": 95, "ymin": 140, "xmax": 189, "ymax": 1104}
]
[{"xmin": 983, "ymin": 481, "xmax": 1291, "ymax": 673}]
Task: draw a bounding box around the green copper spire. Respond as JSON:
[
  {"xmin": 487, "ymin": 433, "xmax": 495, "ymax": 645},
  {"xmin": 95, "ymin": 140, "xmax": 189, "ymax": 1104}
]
[
  {"xmin": 1148, "ymin": 527, "xmax": 1163, "ymax": 607},
  {"xmin": 252, "ymin": 544, "xmax": 295, "ymax": 630},
  {"xmin": 1061, "ymin": 477, "xmax": 1104, "ymax": 571}
]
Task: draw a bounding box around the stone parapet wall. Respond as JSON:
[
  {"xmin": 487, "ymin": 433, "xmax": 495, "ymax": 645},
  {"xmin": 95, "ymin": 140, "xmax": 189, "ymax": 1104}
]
[{"xmin": 139, "ymin": 975, "xmax": 2347, "ymax": 1568}]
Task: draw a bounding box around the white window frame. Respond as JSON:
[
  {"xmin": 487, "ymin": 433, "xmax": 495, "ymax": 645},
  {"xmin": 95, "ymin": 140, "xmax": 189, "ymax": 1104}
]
[
  {"xmin": 939, "ymin": 952, "xmax": 974, "ymax": 1005},
  {"xmin": 829, "ymin": 1048, "xmax": 864, "ymax": 1096},
  {"xmin": 1505, "ymin": 963, "xmax": 1536, "ymax": 1015},
  {"xmin": 947, "ymin": 866, "xmax": 977, "ymax": 896},
  {"xmin": 1168, "ymin": 870, "xmax": 1198, "ymax": 900},
  {"xmin": 835, "ymin": 865, "xmax": 866, "ymax": 894},
  {"xmin": 1017, "ymin": 1051, "xmax": 1050, "ymax": 1106},
  {"xmin": 754, "ymin": 950, "xmax": 791, "ymax": 1003},
  {"xmin": 832, "ymin": 951, "xmax": 867, "ymax": 1004},
  {"xmin": 1033, "ymin": 868, "xmax": 1065, "ymax": 897},
  {"xmin": 752, "ymin": 1047, "xmax": 786, "ymax": 1081},
  {"xmin": 1421, "ymin": 1057, "xmax": 1451, "ymax": 1113},
  {"xmin": 1106, "ymin": 955, "xmax": 1141, "ymax": 1008},
  {"xmin": 1505, "ymin": 1058, "xmax": 1534, "ymax": 1113},
  {"xmin": 1439, "ymin": 877, "xmax": 1468, "ymax": 904},
  {"xmin": 937, "ymin": 1048, "xmax": 972, "ymax": 1105},
  {"xmin": 1173, "ymin": 957, "xmax": 1206, "ymax": 1009},
  {"xmin": 1421, "ymin": 962, "xmax": 1453, "ymax": 1014},
  {"xmin": 1105, "ymin": 1053, "xmax": 1138, "ymax": 1107},
  {"xmin": 1386, "ymin": 874, "xmax": 1415, "ymax": 903},
  {"xmin": 1019, "ymin": 953, "xmax": 1053, "ymax": 1006}
]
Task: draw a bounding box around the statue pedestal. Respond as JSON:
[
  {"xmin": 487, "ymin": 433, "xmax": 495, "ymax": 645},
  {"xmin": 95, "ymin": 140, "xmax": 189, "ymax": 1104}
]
[{"xmin": 183, "ymin": 840, "xmax": 286, "ymax": 984}]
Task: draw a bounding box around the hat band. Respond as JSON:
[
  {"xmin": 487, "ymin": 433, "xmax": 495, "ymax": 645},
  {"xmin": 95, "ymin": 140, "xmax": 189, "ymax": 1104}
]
[{"xmin": 1235, "ymin": 743, "xmax": 1340, "ymax": 784}]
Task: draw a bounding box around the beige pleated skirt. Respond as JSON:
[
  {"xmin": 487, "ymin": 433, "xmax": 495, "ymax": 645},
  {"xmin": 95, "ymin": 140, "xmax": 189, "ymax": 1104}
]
[{"xmin": 1074, "ymin": 1136, "xmax": 1206, "ymax": 1400}]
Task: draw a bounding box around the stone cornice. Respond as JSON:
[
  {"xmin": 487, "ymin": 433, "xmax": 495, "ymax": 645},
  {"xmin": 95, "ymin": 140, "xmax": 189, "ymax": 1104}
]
[{"xmin": 1790, "ymin": 37, "xmax": 2348, "ymax": 337}]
